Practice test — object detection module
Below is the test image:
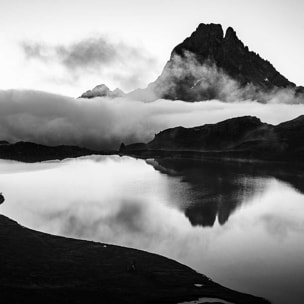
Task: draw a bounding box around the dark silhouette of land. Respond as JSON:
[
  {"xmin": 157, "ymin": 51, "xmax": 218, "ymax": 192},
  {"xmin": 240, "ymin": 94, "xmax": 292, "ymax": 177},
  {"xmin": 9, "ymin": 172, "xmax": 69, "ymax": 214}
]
[
  {"xmin": 1, "ymin": 115, "xmax": 304, "ymax": 163},
  {"xmin": 0, "ymin": 215, "xmax": 269, "ymax": 304},
  {"xmin": 146, "ymin": 23, "xmax": 300, "ymax": 102},
  {"xmin": 0, "ymin": 141, "xmax": 109, "ymax": 162},
  {"xmin": 121, "ymin": 115, "xmax": 304, "ymax": 162}
]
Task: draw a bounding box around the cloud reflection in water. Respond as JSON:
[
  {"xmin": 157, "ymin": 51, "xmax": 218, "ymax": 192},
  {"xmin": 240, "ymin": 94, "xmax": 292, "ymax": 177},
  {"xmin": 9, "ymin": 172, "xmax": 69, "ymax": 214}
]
[{"xmin": 0, "ymin": 155, "xmax": 304, "ymax": 304}]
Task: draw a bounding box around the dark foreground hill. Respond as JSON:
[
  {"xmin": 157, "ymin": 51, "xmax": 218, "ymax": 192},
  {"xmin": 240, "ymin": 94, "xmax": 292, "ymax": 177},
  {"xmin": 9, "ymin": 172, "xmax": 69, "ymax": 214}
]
[
  {"xmin": 0, "ymin": 215, "xmax": 269, "ymax": 304},
  {"xmin": 121, "ymin": 115, "xmax": 304, "ymax": 161}
]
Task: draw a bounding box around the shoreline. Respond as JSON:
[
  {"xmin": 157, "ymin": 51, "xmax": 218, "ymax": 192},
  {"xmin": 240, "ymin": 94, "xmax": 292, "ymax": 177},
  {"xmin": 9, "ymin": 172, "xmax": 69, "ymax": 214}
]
[
  {"xmin": 0, "ymin": 140, "xmax": 303, "ymax": 166},
  {"xmin": 0, "ymin": 215, "xmax": 270, "ymax": 304}
]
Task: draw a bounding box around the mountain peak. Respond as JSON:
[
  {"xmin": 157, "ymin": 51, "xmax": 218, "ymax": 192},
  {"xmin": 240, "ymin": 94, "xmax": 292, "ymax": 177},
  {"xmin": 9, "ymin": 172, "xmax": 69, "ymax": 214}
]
[
  {"xmin": 173, "ymin": 23, "xmax": 223, "ymax": 58},
  {"xmin": 196, "ymin": 23, "xmax": 224, "ymax": 36},
  {"xmin": 149, "ymin": 23, "xmax": 296, "ymax": 102},
  {"xmin": 80, "ymin": 84, "xmax": 125, "ymax": 99},
  {"xmin": 224, "ymin": 26, "xmax": 238, "ymax": 40}
]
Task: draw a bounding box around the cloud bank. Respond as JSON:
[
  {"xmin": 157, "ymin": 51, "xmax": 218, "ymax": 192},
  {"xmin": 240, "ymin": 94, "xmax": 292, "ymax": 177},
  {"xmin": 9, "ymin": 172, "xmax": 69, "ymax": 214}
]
[{"xmin": 0, "ymin": 89, "xmax": 304, "ymax": 150}]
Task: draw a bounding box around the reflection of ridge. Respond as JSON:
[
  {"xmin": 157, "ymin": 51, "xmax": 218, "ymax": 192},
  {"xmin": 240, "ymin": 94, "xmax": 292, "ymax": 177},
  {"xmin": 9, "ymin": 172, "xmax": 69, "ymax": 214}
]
[
  {"xmin": 184, "ymin": 176, "xmax": 252, "ymax": 227},
  {"xmin": 185, "ymin": 191, "xmax": 245, "ymax": 227},
  {"xmin": 148, "ymin": 158, "xmax": 304, "ymax": 228}
]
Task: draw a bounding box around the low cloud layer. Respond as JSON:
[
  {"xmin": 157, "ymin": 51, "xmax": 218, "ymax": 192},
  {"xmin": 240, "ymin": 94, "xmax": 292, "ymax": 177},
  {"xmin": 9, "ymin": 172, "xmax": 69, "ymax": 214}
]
[
  {"xmin": 140, "ymin": 51, "xmax": 304, "ymax": 103},
  {"xmin": 1, "ymin": 89, "xmax": 304, "ymax": 150}
]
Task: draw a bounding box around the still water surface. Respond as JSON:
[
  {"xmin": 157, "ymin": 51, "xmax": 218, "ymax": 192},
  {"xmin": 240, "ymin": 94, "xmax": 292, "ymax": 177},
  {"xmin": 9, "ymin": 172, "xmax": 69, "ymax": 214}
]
[{"xmin": 0, "ymin": 155, "xmax": 304, "ymax": 304}]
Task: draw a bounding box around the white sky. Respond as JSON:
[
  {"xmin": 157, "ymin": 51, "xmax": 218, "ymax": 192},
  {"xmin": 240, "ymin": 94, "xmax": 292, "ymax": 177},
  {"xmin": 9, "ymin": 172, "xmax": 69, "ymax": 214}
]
[{"xmin": 0, "ymin": 0, "xmax": 303, "ymax": 96}]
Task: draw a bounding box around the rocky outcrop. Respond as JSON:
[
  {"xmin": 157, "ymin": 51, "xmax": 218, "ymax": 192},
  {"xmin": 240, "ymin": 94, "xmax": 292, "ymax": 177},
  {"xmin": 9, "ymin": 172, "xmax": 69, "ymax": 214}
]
[
  {"xmin": 0, "ymin": 215, "xmax": 269, "ymax": 304},
  {"xmin": 149, "ymin": 116, "xmax": 267, "ymax": 150},
  {"xmin": 122, "ymin": 115, "xmax": 304, "ymax": 161},
  {"xmin": 173, "ymin": 24, "xmax": 292, "ymax": 89},
  {"xmin": 80, "ymin": 84, "xmax": 125, "ymax": 99},
  {"xmin": 146, "ymin": 23, "xmax": 299, "ymax": 102}
]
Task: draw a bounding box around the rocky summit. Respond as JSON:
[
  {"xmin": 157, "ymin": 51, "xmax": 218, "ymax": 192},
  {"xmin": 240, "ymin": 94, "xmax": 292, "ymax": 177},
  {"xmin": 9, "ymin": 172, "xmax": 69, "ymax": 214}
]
[
  {"xmin": 173, "ymin": 24, "xmax": 293, "ymax": 89},
  {"xmin": 80, "ymin": 84, "xmax": 125, "ymax": 99},
  {"xmin": 146, "ymin": 23, "xmax": 298, "ymax": 102}
]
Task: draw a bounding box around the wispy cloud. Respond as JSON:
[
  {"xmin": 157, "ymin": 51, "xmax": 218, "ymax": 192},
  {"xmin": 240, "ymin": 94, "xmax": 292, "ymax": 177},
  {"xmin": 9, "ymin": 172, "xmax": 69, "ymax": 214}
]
[
  {"xmin": 20, "ymin": 36, "xmax": 158, "ymax": 90},
  {"xmin": 21, "ymin": 42, "xmax": 49, "ymax": 61}
]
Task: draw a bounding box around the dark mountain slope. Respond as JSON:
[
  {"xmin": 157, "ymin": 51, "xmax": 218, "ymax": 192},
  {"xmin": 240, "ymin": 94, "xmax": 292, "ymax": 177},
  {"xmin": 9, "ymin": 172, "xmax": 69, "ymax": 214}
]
[
  {"xmin": 122, "ymin": 115, "xmax": 304, "ymax": 161},
  {"xmin": 147, "ymin": 23, "xmax": 298, "ymax": 102},
  {"xmin": 148, "ymin": 116, "xmax": 268, "ymax": 150},
  {"xmin": 173, "ymin": 24, "xmax": 293, "ymax": 89}
]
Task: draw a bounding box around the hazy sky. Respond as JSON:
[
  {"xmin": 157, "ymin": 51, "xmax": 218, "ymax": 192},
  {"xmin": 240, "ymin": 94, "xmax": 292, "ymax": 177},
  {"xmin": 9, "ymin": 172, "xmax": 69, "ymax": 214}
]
[{"xmin": 1, "ymin": 0, "xmax": 303, "ymax": 96}]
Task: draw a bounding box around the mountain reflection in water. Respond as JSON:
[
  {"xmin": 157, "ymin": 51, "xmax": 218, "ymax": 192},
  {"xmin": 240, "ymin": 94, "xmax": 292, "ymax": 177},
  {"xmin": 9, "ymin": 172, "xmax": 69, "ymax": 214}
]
[
  {"xmin": 147, "ymin": 158, "xmax": 304, "ymax": 228},
  {"xmin": 0, "ymin": 155, "xmax": 304, "ymax": 304}
]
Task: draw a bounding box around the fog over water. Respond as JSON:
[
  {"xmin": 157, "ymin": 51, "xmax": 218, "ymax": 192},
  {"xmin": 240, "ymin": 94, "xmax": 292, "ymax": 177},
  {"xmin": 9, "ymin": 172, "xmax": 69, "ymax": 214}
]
[
  {"xmin": 0, "ymin": 155, "xmax": 304, "ymax": 304},
  {"xmin": 0, "ymin": 89, "xmax": 304, "ymax": 149}
]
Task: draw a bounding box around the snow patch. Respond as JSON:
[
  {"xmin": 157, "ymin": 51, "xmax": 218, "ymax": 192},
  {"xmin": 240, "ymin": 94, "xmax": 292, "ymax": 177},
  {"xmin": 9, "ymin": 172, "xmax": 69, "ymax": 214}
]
[
  {"xmin": 178, "ymin": 297, "xmax": 236, "ymax": 304},
  {"xmin": 194, "ymin": 284, "xmax": 204, "ymax": 287}
]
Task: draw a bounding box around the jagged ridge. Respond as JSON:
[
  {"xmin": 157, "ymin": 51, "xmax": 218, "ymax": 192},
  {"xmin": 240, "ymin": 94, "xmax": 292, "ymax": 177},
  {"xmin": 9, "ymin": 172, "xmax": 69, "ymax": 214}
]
[
  {"xmin": 173, "ymin": 24, "xmax": 293, "ymax": 89},
  {"xmin": 148, "ymin": 23, "xmax": 297, "ymax": 101}
]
